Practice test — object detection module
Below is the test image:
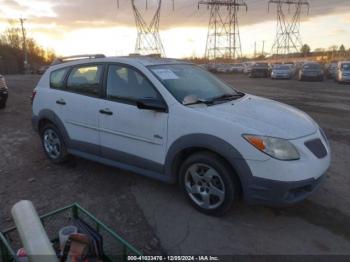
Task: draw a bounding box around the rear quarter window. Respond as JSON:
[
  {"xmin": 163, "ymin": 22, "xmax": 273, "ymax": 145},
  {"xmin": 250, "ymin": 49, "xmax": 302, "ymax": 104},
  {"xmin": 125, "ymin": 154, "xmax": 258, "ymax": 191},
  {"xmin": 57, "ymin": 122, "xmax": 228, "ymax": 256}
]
[{"xmin": 50, "ymin": 68, "xmax": 69, "ymax": 89}]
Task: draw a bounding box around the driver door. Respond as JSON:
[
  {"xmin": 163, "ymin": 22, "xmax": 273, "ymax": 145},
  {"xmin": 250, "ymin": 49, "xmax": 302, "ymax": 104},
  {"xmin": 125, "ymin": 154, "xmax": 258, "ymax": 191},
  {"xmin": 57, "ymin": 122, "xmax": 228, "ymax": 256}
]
[{"xmin": 99, "ymin": 64, "xmax": 168, "ymax": 171}]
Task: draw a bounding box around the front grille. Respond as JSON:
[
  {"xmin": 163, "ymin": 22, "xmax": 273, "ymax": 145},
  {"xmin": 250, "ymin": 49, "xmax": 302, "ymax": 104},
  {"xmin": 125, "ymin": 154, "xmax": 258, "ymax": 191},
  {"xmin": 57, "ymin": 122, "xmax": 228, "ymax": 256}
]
[{"xmin": 305, "ymin": 139, "xmax": 327, "ymax": 159}]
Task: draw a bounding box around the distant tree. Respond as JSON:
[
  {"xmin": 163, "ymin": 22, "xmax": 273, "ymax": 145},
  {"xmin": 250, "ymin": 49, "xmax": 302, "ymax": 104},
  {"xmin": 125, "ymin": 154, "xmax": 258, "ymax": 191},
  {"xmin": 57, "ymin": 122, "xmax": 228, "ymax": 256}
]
[
  {"xmin": 329, "ymin": 45, "xmax": 338, "ymax": 52},
  {"xmin": 301, "ymin": 44, "xmax": 311, "ymax": 57},
  {"xmin": 339, "ymin": 44, "xmax": 346, "ymax": 57},
  {"xmin": 0, "ymin": 20, "xmax": 56, "ymax": 74}
]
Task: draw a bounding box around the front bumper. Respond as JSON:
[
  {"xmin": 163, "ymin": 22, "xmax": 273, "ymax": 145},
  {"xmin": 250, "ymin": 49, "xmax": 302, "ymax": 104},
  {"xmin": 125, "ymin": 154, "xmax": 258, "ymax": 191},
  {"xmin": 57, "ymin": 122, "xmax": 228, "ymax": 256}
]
[
  {"xmin": 245, "ymin": 174, "xmax": 325, "ymax": 206},
  {"xmin": 272, "ymin": 74, "xmax": 291, "ymax": 79},
  {"xmin": 0, "ymin": 90, "xmax": 8, "ymax": 103},
  {"xmin": 242, "ymin": 130, "xmax": 330, "ymax": 206},
  {"xmin": 301, "ymin": 74, "xmax": 323, "ymax": 80},
  {"xmin": 339, "ymin": 76, "xmax": 350, "ymax": 82}
]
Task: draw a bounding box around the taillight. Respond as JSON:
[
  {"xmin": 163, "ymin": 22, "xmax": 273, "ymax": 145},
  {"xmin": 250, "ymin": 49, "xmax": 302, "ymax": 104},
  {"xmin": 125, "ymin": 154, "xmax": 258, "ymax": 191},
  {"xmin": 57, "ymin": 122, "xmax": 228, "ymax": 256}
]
[{"xmin": 31, "ymin": 90, "xmax": 37, "ymax": 105}]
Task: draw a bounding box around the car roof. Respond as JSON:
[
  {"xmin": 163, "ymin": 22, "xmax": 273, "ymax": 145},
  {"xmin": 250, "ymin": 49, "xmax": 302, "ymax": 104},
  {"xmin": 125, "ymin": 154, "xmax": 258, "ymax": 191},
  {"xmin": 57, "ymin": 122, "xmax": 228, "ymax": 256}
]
[{"xmin": 50, "ymin": 56, "xmax": 188, "ymax": 71}]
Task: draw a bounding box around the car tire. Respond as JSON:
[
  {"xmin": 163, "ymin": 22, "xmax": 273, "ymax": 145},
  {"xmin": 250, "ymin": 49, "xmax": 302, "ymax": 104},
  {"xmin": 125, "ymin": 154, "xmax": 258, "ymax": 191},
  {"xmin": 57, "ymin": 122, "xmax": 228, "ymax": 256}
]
[
  {"xmin": 40, "ymin": 123, "xmax": 69, "ymax": 164},
  {"xmin": 179, "ymin": 151, "xmax": 240, "ymax": 216}
]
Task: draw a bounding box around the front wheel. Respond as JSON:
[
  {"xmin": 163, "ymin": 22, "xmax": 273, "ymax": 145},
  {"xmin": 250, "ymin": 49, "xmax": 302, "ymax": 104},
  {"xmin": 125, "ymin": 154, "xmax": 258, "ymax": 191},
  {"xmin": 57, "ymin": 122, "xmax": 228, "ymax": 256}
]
[
  {"xmin": 41, "ymin": 123, "xmax": 69, "ymax": 164},
  {"xmin": 179, "ymin": 152, "xmax": 240, "ymax": 216}
]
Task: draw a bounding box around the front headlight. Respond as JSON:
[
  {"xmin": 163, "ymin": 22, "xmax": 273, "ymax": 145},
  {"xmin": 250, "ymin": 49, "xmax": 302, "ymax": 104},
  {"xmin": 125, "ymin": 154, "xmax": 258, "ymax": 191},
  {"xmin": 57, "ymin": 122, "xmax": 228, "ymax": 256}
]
[{"xmin": 243, "ymin": 135, "xmax": 300, "ymax": 161}]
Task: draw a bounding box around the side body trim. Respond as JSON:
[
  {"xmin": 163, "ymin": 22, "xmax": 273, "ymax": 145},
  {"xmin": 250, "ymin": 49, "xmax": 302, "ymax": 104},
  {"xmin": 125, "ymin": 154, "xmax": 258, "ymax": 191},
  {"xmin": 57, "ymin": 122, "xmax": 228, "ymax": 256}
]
[{"xmin": 67, "ymin": 149, "xmax": 169, "ymax": 182}]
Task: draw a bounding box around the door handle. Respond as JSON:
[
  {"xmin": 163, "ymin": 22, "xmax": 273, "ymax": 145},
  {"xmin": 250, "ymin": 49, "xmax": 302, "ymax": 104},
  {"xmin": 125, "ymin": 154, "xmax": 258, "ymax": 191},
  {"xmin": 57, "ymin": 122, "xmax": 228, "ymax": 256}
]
[
  {"xmin": 99, "ymin": 109, "xmax": 113, "ymax": 115},
  {"xmin": 56, "ymin": 99, "xmax": 66, "ymax": 105}
]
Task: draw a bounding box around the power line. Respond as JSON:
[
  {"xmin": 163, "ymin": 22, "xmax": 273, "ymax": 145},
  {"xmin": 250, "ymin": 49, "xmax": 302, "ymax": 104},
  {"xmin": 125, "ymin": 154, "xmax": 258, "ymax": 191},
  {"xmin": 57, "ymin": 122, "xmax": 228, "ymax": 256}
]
[
  {"xmin": 198, "ymin": 0, "xmax": 247, "ymax": 61},
  {"xmin": 268, "ymin": 0, "xmax": 310, "ymax": 55},
  {"xmin": 129, "ymin": 0, "xmax": 174, "ymax": 57}
]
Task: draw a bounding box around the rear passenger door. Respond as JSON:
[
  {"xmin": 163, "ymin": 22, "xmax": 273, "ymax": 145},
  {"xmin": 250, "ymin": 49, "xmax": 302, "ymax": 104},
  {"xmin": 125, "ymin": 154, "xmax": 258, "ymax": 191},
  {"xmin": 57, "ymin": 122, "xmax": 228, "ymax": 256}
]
[
  {"xmin": 98, "ymin": 64, "xmax": 168, "ymax": 171},
  {"xmin": 57, "ymin": 64, "xmax": 104, "ymax": 154}
]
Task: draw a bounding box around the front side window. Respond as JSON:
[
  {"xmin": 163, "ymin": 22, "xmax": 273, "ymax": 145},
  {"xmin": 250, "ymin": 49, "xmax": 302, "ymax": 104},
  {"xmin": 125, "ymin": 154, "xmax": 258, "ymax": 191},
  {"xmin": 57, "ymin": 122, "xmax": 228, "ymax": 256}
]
[
  {"xmin": 106, "ymin": 65, "xmax": 159, "ymax": 101},
  {"xmin": 66, "ymin": 65, "xmax": 103, "ymax": 97},
  {"xmin": 149, "ymin": 64, "xmax": 239, "ymax": 103},
  {"xmin": 50, "ymin": 68, "xmax": 69, "ymax": 89}
]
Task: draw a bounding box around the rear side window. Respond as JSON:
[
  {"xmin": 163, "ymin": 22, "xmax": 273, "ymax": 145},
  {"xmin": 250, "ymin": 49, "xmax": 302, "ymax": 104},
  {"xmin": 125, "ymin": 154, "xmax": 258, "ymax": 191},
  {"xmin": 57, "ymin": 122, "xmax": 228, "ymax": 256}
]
[
  {"xmin": 66, "ymin": 65, "xmax": 103, "ymax": 97},
  {"xmin": 50, "ymin": 68, "xmax": 69, "ymax": 89}
]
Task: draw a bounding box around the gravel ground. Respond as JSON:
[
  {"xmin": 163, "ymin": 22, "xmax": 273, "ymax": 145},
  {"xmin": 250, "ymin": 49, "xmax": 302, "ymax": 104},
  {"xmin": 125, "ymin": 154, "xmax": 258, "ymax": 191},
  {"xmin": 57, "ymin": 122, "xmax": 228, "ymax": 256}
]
[{"xmin": 0, "ymin": 75, "xmax": 163, "ymax": 255}]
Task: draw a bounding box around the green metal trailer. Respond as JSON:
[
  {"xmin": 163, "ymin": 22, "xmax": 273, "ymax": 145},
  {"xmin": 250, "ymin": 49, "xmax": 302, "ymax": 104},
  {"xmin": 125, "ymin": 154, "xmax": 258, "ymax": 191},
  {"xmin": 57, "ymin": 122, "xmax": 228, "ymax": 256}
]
[{"xmin": 0, "ymin": 203, "xmax": 142, "ymax": 262}]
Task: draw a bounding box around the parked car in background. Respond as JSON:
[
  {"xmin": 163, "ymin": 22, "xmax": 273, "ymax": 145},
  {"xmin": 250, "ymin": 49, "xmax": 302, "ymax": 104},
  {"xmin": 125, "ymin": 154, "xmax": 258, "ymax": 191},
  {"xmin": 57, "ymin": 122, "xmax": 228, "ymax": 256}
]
[
  {"xmin": 0, "ymin": 75, "xmax": 8, "ymax": 109},
  {"xmin": 216, "ymin": 64, "xmax": 231, "ymax": 74},
  {"xmin": 32, "ymin": 55, "xmax": 331, "ymax": 215},
  {"xmin": 298, "ymin": 63, "xmax": 324, "ymax": 81},
  {"xmin": 271, "ymin": 65, "xmax": 293, "ymax": 80},
  {"xmin": 230, "ymin": 63, "xmax": 245, "ymax": 73},
  {"xmin": 284, "ymin": 63, "xmax": 297, "ymax": 76},
  {"xmin": 243, "ymin": 62, "xmax": 253, "ymax": 74},
  {"xmin": 249, "ymin": 62, "xmax": 269, "ymax": 78},
  {"xmin": 335, "ymin": 61, "xmax": 350, "ymax": 83},
  {"xmin": 37, "ymin": 65, "xmax": 50, "ymax": 75},
  {"xmin": 326, "ymin": 63, "xmax": 337, "ymax": 79}
]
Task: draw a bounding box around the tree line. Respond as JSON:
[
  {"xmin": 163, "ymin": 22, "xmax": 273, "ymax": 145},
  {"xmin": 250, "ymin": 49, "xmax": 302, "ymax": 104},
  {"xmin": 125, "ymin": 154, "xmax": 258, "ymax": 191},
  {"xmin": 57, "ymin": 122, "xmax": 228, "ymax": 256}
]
[{"xmin": 0, "ymin": 20, "xmax": 56, "ymax": 75}]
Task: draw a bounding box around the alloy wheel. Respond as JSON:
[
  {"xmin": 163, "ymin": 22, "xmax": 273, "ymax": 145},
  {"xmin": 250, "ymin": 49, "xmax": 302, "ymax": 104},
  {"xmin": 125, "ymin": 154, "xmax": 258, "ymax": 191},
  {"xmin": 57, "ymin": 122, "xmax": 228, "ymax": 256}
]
[
  {"xmin": 43, "ymin": 129, "xmax": 61, "ymax": 159},
  {"xmin": 184, "ymin": 163, "xmax": 226, "ymax": 210}
]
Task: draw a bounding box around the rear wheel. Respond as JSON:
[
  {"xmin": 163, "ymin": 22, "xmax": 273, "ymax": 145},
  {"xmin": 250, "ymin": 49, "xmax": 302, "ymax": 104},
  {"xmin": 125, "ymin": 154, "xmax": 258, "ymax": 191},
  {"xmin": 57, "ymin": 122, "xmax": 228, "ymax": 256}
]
[
  {"xmin": 40, "ymin": 123, "xmax": 68, "ymax": 164},
  {"xmin": 179, "ymin": 152, "xmax": 240, "ymax": 216}
]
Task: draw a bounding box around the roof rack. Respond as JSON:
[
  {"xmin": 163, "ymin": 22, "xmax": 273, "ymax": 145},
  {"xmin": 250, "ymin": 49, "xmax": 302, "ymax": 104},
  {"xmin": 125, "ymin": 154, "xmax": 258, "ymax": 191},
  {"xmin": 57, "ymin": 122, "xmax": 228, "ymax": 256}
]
[{"xmin": 51, "ymin": 54, "xmax": 106, "ymax": 66}]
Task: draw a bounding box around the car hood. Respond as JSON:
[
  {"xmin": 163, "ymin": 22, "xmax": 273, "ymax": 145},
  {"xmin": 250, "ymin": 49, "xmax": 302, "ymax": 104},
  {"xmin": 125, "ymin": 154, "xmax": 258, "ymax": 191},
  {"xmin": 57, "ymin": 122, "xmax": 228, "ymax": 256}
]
[{"xmin": 200, "ymin": 95, "xmax": 318, "ymax": 140}]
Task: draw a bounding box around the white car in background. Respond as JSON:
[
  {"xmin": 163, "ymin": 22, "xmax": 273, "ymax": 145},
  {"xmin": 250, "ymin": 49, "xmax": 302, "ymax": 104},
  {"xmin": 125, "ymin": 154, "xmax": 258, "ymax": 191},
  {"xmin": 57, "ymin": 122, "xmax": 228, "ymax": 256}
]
[
  {"xmin": 230, "ymin": 63, "xmax": 245, "ymax": 73},
  {"xmin": 271, "ymin": 65, "xmax": 293, "ymax": 79},
  {"xmin": 243, "ymin": 62, "xmax": 253, "ymax": 74},
  {"xmin": 32, "ymin": 55, "xmax": 331, "ymax": 215},
  {"xmin": 336, "ymin": 61, "xmax": 350, "ymax": 83}
]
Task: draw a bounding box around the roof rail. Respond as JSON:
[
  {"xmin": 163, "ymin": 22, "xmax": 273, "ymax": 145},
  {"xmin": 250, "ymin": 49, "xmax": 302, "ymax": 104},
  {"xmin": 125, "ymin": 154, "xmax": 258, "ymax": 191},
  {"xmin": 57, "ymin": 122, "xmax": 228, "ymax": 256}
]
[{"xmin": 51, "ymin": 54, "xmax": 106, "ymax": 66}]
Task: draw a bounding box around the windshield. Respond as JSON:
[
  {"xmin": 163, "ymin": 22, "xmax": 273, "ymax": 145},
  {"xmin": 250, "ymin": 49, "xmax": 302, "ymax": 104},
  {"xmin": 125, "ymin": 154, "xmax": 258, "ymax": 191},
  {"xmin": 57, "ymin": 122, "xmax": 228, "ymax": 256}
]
[
  {"xmin": 341, "ymin": 63, "xmax": 350, "ymax": 70},
  {"xmin": 149, "ymin": 64, "xmax": 239, "ymax": 104},
  {"xmin": 303, "ymin": 64, "xmax": 321, "ymax": 70},
  {"xmin": 275, "ymin": 65, "xmax": 290, "ymax": 70}
]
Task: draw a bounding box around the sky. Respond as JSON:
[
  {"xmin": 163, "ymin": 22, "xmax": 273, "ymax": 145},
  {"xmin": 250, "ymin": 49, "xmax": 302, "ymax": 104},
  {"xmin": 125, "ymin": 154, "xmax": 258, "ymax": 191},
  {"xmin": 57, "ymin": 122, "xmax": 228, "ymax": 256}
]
[{"xmin": 0, "ymin": 0, "xmax": 349, "ymax": 58}]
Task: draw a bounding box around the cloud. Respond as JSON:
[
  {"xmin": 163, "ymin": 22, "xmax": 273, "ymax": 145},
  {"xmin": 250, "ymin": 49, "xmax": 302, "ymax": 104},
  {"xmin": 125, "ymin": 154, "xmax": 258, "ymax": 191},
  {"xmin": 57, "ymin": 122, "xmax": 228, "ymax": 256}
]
[{"xmin": 1, "ymin": 0, "xmax": 350, "ymax": 31}]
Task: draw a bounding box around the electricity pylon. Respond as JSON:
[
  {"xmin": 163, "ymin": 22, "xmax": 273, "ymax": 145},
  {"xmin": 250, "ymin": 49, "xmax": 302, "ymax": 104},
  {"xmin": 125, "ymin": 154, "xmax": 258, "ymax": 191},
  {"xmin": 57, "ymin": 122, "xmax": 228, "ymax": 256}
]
[
  {"xmin": 198, "ymin": 0, "xmax": 247, "ymax": 61},
  {"xmin": 268, "ymin": 0, "xmax": 309, "ymax": 55},
  {"xmin": 131, "ymin": 0, "xmax": 166, "ymax": 57}
]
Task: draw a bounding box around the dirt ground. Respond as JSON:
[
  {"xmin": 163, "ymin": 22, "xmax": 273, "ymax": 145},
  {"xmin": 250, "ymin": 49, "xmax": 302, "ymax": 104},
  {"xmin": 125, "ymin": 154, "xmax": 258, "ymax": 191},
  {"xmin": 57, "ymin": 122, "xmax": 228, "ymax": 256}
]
[
  {"xmin": 1, "ymin": 73, "xmax": 350, "ymax": 257},
  {"xmin": 0, "ymin": 75, "xmax": 163, "ymax": 254}
]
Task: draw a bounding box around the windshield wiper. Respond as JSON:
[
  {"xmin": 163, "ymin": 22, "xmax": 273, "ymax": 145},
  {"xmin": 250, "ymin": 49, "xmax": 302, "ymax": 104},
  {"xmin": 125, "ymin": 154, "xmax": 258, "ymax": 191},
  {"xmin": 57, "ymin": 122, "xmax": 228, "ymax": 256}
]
[
  {"xmin": 183, "ymin": 98, "xmax": 212, "ymax": 106},
  {"xmin": 183, "ymin": 92, "xmax": 244, "ymax": 106},
  {"xmin": 207, "ymin": 92, "xmax": 245, "ymax": 103}
]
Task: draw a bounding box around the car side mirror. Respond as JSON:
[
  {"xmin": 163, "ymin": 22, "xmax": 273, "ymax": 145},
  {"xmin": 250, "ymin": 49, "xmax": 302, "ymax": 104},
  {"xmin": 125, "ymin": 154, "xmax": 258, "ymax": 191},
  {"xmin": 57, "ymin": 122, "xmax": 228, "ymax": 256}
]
[{"xmin": 137, "ymin": 98, "xmax": 167, "ymax": 113}]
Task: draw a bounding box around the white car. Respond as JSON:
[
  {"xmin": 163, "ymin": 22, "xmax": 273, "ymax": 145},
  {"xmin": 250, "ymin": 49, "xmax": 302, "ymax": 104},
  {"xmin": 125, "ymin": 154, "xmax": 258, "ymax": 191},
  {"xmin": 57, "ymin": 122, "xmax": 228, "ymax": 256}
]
[
  {"xmin": 243, "ymin": 62, "xmax": 253, "ymax": 74},
  {"xmin": 31, "ymin": 55, "xmax": 331, "ymax": 215},
  {"xmin": 336, "ymin": 61, "xmax": 350, "ymax": 83},
  {"xmin": 271, "ymin": 65, "xmax": 293, "ymax": 79}
]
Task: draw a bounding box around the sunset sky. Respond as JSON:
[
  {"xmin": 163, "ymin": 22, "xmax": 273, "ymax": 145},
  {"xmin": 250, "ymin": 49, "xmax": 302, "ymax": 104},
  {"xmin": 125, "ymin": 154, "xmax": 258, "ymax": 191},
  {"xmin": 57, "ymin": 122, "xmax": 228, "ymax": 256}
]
[{"xmin": 0, "ymin": 0, "xmax": 349, "ymax": 58}]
